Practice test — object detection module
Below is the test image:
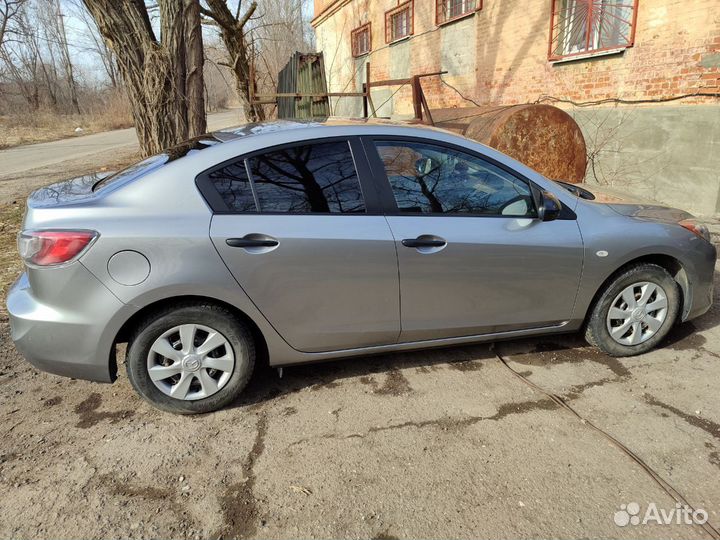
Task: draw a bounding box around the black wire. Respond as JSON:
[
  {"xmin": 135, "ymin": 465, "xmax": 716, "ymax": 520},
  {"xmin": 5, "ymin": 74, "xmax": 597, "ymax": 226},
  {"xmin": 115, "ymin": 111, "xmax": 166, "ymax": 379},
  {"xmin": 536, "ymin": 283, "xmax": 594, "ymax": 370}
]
[
  {"xmin": 536, "ymin": 92, "xmax": 720, "ymax": 107},
  {"xmin": 439, "ymin": 73, "xmax": 720, "ymax": 111},
  {"xmin": 495, "ymin": 347, "xmax": 720, "ymax": 540}
]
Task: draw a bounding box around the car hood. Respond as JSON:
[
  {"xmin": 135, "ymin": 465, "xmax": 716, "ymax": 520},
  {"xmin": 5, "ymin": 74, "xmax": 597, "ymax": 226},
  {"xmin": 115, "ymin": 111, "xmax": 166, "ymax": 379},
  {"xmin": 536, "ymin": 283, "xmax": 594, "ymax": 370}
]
[{"xmin": 575, "ymin": 183, "xmax": 694, "ymax": 224}]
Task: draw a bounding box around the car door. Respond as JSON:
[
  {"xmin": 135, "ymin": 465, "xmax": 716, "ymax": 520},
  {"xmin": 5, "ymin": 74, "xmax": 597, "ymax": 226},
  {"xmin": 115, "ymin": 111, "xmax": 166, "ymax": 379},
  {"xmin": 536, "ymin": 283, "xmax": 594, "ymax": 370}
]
[
  {"xmin": 204, "ymin": 137, "xmax": 400, "ymax": 353},
  {"xmin": 363, "ymin": 137, "xmax": 584, "ymax": 342}
]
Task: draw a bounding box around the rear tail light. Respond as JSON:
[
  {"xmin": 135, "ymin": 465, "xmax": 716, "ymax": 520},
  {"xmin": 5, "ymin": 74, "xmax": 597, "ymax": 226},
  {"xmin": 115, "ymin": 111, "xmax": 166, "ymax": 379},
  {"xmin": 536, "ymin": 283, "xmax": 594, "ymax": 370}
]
[{"xmin": 18, "ymin": 230, "xmax": 98, "ymax": 267}]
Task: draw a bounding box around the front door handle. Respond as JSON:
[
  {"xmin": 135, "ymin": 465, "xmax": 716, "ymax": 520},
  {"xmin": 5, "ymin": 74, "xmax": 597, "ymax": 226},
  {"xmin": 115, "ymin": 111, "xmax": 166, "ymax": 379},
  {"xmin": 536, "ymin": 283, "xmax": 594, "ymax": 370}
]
[
  {"xmin": 401, "ymin": 238, "xmax": 447, "ymax": 248},
  {"xmin": 226, "ymin": 236, "xmax": 279, "ymax": 248}
]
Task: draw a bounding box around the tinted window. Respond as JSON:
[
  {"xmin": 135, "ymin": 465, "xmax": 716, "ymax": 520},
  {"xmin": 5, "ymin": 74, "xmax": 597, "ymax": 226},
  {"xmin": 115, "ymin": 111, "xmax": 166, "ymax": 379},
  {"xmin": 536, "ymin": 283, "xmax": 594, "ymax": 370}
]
[
  {"xmin": 208, "ymin": 161, "xmax": 257, "ymax": 212},
  {"xmin": 375, "ymin": 141, "xmax": 536, "ymax": 217},
  {"xmin": 248, "ymin": 141, "xmax": 365, "ymax": 213}
]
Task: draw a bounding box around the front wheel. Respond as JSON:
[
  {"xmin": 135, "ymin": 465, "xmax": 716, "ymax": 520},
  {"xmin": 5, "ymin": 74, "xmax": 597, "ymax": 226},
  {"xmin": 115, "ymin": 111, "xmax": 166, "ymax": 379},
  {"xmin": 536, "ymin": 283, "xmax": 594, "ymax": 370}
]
[
  {"xmin": 585, "ymin": 263, "xmax": 680, "ymax": 357},
  {"xmin": 126, "ymin": 303, "xmax": 255, "ymax": 414}
]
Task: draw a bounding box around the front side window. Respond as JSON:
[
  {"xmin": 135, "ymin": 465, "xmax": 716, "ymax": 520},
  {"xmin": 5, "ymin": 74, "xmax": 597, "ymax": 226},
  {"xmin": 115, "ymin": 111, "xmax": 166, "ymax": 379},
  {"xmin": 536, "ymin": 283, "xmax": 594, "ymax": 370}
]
[
  {"xmin": 375, "ymin": 140, "xmax": 536, "ymax": 217},
  {"xmin": 248, "ymin": 141, "xmax": 365, "ymax": 213},
  {"xmin": 550, "ymin": 0, "xmax": 637, "ymax": 59},
  {"xmin": 436, "ymin": 0, "xmax": 478, "ymax": 24},
  {"xmin": 385, "ymin": 1, "xmax": 413, "ymax": 43}
]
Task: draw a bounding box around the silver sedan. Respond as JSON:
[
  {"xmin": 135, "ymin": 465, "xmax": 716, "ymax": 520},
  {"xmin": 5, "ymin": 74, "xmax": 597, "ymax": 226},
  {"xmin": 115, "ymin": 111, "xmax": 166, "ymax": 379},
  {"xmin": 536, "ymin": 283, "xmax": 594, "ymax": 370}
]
[{"xmin": 7, "ymin": 120, "xmax": 716, "ymax": 413}]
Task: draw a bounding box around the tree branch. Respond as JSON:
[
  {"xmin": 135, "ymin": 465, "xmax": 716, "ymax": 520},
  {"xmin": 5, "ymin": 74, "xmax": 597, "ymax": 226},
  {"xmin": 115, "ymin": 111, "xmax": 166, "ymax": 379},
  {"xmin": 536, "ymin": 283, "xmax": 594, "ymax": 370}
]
[{"xmin": 237, "ymin": 2, "xmax": 256, "ymax": 28}]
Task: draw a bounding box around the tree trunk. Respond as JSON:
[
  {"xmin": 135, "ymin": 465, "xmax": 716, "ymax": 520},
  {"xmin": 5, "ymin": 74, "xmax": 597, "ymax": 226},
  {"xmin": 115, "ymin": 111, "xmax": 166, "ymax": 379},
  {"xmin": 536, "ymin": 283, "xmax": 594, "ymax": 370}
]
[
  {"xmin": 82, "ymin": 0, "xmax": 206, "ymax": 156},
  {"xmin": 184, "ymin": 0, "xmax": 206, "ymax": 135},
  {"xmin": 203, "ymin": 0, "xmax": 265, "ymax": 122}
]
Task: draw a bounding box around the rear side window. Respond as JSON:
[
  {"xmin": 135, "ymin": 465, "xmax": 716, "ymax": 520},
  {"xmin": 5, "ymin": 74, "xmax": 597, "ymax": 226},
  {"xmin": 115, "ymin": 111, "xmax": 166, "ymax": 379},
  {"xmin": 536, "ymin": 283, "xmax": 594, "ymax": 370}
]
[
  {"xmin": 248, "ymin": 141, "xmax": 365, "ymax": 213},
  {"xmin": 208, "ymin": 161, "xmax": 256, "ymax": 212},
  {"xmin": 205, "ymin": 140, "xmax": 366, "ymax": 214}
]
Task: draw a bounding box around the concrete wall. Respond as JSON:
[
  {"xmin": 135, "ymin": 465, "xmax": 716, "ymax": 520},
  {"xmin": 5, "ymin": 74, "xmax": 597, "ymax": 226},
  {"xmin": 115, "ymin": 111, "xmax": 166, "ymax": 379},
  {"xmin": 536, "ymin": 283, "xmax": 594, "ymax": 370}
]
[{"xmin": 571, "ymin": 105, "xmax": 720, "ymax": 216}]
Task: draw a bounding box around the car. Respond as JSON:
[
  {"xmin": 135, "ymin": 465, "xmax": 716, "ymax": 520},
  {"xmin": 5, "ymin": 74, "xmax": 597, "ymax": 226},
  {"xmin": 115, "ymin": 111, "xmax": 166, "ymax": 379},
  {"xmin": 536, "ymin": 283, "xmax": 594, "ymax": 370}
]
[{"xmin": 6, "ymin": 120, "xmax": 716, "ymax": 414}]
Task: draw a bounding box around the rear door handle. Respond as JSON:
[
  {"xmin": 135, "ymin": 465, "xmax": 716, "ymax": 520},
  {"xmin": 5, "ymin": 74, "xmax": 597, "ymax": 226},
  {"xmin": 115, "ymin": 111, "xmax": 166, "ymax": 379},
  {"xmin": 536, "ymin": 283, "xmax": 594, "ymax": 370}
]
[
  {"xmin": 401, "ymin": 238, "xmax": 447, "ymax": 248},
  {"xmin": 226, "ymin": 237, "xmax": 279, "ymax": 248}
]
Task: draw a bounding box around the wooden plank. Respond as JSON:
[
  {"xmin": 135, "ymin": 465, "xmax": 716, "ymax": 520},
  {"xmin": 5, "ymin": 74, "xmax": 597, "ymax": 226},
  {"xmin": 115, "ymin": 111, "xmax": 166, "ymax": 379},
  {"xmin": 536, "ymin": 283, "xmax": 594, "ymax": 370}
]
[
  {"xmin": 253, "ymin": 92, "xmax": 366, "ymax": 98},
  {"xmin": 367, "ymin": 77, "xmax": 411, "ymax": 88}
]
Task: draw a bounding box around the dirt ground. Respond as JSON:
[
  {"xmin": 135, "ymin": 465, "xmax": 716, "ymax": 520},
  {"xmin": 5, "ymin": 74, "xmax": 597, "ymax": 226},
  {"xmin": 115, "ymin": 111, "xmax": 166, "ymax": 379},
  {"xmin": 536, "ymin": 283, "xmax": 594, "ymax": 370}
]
[{"xmin": 0, "ymin": 159, "xmax": 719, "ymax": 539}]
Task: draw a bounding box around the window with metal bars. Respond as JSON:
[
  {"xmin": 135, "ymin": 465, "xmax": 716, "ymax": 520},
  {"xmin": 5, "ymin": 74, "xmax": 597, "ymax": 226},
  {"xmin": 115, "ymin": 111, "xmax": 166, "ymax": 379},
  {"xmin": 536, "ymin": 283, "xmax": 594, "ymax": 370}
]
[
  {"xmin": 436, "ymin": 0, "xmax": 479, "ymax": 25},
  {"xmin": 549, "ymin": 0, "xmax": 638, "ymax": 60},
  {"xmin": 351, "ymin": 23, "xmax": 371, "ymax": 57},
  {"xmin": 385, "ymin": 1, "xmax": 413, "ymax": 43}
]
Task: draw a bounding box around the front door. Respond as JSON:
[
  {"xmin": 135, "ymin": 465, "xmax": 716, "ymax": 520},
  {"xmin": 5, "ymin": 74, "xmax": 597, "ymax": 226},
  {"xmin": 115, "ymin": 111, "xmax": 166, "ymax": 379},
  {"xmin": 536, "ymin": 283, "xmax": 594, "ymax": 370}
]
[
  {"xmin": 206, "ymin": 138, "xmax": 400, "ymax": 352},
  {"xmin": 366, "ymin": 138, "xmax": 584, "ymax": 342}
]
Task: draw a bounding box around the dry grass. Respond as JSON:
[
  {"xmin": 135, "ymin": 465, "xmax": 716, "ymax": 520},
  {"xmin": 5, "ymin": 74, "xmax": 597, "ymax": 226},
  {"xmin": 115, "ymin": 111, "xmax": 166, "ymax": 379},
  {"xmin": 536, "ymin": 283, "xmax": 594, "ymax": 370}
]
[
  {"xmin": 0, "ymin": 94, "xmax": 133, "ymax": 149},
  {"xmin": 0, "ymin": 200, "xmax": 25, "ymax": 317}
]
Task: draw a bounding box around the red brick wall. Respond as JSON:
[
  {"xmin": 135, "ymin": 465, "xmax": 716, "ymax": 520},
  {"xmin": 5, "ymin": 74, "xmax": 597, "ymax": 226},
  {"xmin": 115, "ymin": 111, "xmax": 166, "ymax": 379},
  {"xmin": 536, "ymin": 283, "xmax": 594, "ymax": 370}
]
[{"xmin": 313, "ymin": 0, "xmax": 720, "ymax": 111}]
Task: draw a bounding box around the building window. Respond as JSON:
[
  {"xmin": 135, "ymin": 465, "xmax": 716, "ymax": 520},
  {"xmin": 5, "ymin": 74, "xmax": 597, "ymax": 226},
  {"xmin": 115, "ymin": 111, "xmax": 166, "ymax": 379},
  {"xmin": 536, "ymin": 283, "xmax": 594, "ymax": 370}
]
[
  {"xmin": 385, "ymin": 1, "xmax": 413, "ymax": 43},
  {"xmin": 549, "ymin": 0, "xmax": 637, "ymax": 60},
  {"xmin": 351, "ymin": 23, "xmax": 371, "ymax": 57},
  {"xmin": 436, "ymin": 0, "xmax": 479, "ymax": 25}
]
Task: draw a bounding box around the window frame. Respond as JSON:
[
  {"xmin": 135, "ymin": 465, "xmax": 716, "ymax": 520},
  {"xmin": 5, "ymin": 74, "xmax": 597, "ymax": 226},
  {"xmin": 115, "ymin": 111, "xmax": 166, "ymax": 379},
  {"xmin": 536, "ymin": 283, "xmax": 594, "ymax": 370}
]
[
  {"xmin": 360, "ymin": 135, "xmax": 576, "ymax": 220},
  {"xmin": 435, "ymin": 0, "xmax": 481, "ymax": 26},
  {"xmin": 195, "ymin": 136, "xmax": 383, "ymax": 215},
  {"xmin": 351, "ymin": 22, "xmax": 372, "ymax": 57},
  {"xmin": 548, "ymin": 0, "xmax": 639, "ymax": 61},
  {"xmin": 385, "ymin": 1, "xmax": 414, "ymax": 44}
]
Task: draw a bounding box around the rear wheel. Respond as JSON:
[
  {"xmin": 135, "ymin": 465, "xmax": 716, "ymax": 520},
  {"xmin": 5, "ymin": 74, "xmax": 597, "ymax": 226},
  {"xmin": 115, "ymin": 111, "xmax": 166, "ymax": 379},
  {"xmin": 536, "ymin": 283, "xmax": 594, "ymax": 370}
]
[
  {"xmin": 126, "ymin": 304, "xmax": 255, "ymax": 414},
  {"xmin": 585, "ymin": 263, "xmax": 680, "ymax": 357}
]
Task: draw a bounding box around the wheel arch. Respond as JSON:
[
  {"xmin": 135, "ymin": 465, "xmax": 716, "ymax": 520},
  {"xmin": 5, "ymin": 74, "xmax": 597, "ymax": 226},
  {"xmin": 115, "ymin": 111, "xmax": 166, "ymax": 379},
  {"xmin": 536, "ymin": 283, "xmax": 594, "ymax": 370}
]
[
  {"xmin": 113, "ymin": 295, "xmax": 269, "ymax": 370},
  {"xmin": 583, "ymin": 253, "xmax": 689, "ymax": 327}
]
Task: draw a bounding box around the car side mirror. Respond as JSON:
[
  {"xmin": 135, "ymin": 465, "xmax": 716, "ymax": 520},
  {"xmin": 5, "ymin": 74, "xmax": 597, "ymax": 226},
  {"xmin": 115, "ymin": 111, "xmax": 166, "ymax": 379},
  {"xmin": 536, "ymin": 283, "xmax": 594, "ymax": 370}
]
[{"xmin": 538, "ymin": 191, "xmax": 562, "ymax": 222}]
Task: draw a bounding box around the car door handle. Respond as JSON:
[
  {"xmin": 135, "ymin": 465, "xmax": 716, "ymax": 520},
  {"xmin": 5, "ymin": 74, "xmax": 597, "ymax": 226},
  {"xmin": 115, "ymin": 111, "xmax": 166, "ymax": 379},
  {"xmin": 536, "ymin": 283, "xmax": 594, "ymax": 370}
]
[
  {"xmin": 226, "ymin": 237, "xmax": 279, "ymax": 248},
  {"xmin": 401, "ymin": 238, "xmax": 447, "ymax": 248}
]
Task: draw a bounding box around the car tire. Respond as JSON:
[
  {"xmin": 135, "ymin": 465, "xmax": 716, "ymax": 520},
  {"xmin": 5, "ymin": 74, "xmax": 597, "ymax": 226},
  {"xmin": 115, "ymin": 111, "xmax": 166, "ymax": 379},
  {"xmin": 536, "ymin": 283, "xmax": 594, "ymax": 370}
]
[
  {"xmin": 585, "ymin": 263, "xmax": 680, "ymax": 357},
  {"xmin": 125, "ymin": 303, "xmax": 255, "ymax": 414}
]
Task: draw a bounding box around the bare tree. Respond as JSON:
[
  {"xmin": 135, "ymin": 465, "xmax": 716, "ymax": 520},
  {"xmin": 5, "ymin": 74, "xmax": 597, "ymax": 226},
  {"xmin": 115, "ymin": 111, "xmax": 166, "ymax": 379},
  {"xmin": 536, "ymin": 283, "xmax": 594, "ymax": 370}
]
[
  {"xmin": 251, "ymin": 0, "xmax": 312, "ymax": 91},
  {"xmin": 0, "ymin": 0, "xmax": 25, "ymax": 48},
  {"xmin": 68, "ymin": 0, "xmax": 120, "ymax": 89},
  {"xmin": 45, "ymin": 0, "xmax": 81, "ymax": 113},
  {"xmin": 201, "ymin": 0, "xmax": 264, "ymax": 122},
  {"xmin": 81, "ymin": 0, "xmax": 206, "ymax": 156},
  {"xmin": 0, "ymin": 3, "xmax": 41, "ymax": 110}
]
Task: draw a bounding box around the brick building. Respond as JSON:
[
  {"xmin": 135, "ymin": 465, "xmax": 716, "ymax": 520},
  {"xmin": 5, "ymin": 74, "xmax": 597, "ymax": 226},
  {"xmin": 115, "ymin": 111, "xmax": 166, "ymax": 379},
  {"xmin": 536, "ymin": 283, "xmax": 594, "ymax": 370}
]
[{"xmin": 312, "ymin": 0, "xmax": 720, "ymax": 215}]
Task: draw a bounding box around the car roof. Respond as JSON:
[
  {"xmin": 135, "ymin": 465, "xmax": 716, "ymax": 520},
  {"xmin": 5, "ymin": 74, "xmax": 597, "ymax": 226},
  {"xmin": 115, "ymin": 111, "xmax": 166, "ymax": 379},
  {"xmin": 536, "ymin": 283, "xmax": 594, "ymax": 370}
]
[{"xmin": 212, "ymin": 118, "xmax": 455, "ymax": 141}]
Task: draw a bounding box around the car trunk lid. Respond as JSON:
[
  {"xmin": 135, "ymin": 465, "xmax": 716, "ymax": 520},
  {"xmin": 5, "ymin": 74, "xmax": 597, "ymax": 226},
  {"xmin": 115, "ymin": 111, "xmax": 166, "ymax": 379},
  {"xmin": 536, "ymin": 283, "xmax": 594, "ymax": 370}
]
[{"xmin": 27, "ymin": 172, "xmax": 111, "ymax": 209}]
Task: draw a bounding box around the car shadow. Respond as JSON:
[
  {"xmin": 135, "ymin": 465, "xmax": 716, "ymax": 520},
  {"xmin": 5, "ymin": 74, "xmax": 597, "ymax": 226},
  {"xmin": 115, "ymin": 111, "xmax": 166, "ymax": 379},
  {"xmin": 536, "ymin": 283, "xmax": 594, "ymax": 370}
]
[
  {"xmin": 227, "ymin": 273, "xmax": 720, "ymax": 412},
  {"xmin": 228, "ymin": 341, "xmax": 498, "ymax": 410}
]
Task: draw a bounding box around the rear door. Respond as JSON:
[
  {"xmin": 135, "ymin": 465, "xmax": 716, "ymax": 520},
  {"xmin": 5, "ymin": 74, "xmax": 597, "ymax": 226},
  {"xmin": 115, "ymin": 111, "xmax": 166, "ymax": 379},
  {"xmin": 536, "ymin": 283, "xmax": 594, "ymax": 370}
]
[
  {"xmin": 203, "ymin": 137, "xmax": 400, "ymax": 353},
  {"xmin": 363, "ymin": 137, "xmax": 584, "ymax": 342}
]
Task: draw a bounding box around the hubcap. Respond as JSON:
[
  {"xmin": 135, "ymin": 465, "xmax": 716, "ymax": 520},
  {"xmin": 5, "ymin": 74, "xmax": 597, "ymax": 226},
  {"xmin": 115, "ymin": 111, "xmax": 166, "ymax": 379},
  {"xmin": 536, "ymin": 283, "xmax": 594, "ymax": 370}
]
[
  {"xmin": 606, "ymin": 281, "xmax": 669, "ymax": 346},
  {"xmin": 146, "ymin": 324, "xmax": 235, "ymax": 401}
]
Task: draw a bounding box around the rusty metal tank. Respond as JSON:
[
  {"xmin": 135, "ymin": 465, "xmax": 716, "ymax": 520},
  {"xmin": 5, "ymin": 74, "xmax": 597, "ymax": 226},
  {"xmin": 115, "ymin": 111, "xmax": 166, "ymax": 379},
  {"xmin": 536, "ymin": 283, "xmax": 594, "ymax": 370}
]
[{"xmin": 431, "ymin": 104, "xmax": 587, "ymax": 183}]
